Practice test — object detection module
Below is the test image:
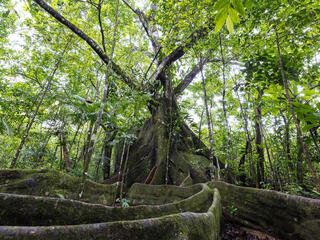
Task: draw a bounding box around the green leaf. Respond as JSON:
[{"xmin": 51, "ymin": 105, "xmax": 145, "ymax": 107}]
[
  {"xmin": 302, "ymin": 89, "xmax": 316, "ymax": 97},
  {"xmin": 213, "ymin": 0, "xmax": 230, "ymax": 11},
  {"xmin": 232, "ymin": 0, "xmax": 246, "ymax": 16},
  {"xmin": 244, "ymin": 0, "xmax": 254, "ymax": 9},
  {"xmin": 214, "ymin": 7, "xmax": 229, "ymax": 33},
  {"xmin": 293, "ymin": 102, "xmax": 312, "ymax": 113},
  {"xmin": 302, "ymin": 124, "xmax": 318, "ymax": 132},
  {"xmin": 56, "ymin": 193, "xmax": 65, "ymax": 199},
  {"xmin": 1, "ymin": 119, "xmax": 11, "ymax": 136},
  {"xmin": 2, "ymin": 10, "xmax": 10, "ymax": 18},
  {"xmin": 226, "ymin": 15, "xmax": 234, "ymax": 33},
  {"xmin": 312, "ymin": 112, "xmax": 320, "ymax": 118},
  {"xmin": 229, "ymin": 7, "xmax": 240, "ymax": 24}
]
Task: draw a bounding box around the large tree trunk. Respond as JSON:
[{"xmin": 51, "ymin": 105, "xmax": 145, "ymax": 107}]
[
  {"xmin": 124, "ymin": 95, "xmax": 223, "ymax": 187},
  {"xmin": 150, "ymin": 97, "xmax": 171, "ymax": 184}
]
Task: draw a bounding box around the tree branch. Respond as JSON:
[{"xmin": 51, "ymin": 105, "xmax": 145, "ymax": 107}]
[
  {"xmin": 174, "ymin": 58, "xmax": 223, "ymax": 95},
  {"xmin": 174, "ymin": 59, "xmax": 208, "ymax": 95},
  {"xmin": 149, "ymin": 19, "xmax": 215, "ymax": 81},
  {"xmin": 145, "ymin": 46, "xmax": 162, "ymax": 78},
  {"xmin": 121, "ymin": 0, "xmax": 159, "ymax": 50},
  {"xmin": 33, "ymin": 0, "xmax": 136, "ymax": 89},
  {"xmin": 310, "ymin": 83, "xmax": 320, "ymax": 90},
  {"xmin": 97, "ymin": 0, "xmax": 106, "ymax": 53}
]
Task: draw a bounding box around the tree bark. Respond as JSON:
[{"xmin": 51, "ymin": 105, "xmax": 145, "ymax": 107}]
[
  {"xmin": 219, "ymin": 34, "xmax": 232, "ymax": 151},
  {"xmin": 78, "ymin": 122, "xmax": 94, "ymax": 164},
  {"xmin": 281, "ymin": 113, "xmax": 293, "ymax": 171},
  {"xmin": 102, "ymin": 130, "xmax": 117, "ymax": 180},
  {"xmin": 254, "ymin": 90, "xmax": 265, "ymax": 186},
  {"xmin": 61, "ymin": 130, "xmax": 71, "ymax": 172},
  {"xmin": 198, "ymin": 108, "xmax": 204, "ymax": 141},
  {"xmin": 296, "ymin": 119, "xmax": 304, "ymax": 183},
  {"xmin": 261, "ymin": 124, "xmax": 278, "ymax": 188}
]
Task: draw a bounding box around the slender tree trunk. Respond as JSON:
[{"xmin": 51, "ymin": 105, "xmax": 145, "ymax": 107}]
[
  {"xmin": 313, "ymin": 128, "xmax": 320, "ymax": 146},
  {"xmin": 103, "ymin": 143, "xmax": 112, "ymax": 180},
  {"xmin": 61, "ymin": 130, "xmax": 71, "ymax": 172},
  {"xmin": 113, "ymin": 141, "xmax": 123, "ymax": 175},
  {"xmin": 281, "ymin": 113, "xmax": 293, "ymax": 171},
  {"xmin": 16, "ymin": 106, "xmax": 36, "ymax": 135},
  {"xmin": 308, "ymin": 124, "xmax": 320, "ymax": 158},
  {"xmin": 103, "ymin": 130, "xmax": 117, "ymax": 180},
  {"xmin": 239, "ymin": 140, "xmax": 250, "ymax": 184},
  {"xmin": 36, "ymin": 108, "xmax": 61, "ymax": 165},
  {"xmin": 296, "ymin": 129, "xmax": 304, "ymax": 183},
  {"xmin": 266, "ymin": 130, "xmax": 283, "ymax": 191},
  {"xmin": 255, "ymin": 90, "xmax": 265, "ymax": 186},
  {"xmin": 75, "ymin": 126, "xmax": 84, "ymax": 159},
  {"xmin": 249, "ymin": 142, "xmax": 258, "ymax": 188},
  {"xmin": 198, "ymin": 108, "xmax": 204, "ymax": 140},
  {"xmin": 261, "ymin": 124, "xmax": 278, "ymax": 188},
  {"xmin": 59, "ymin": 138, "xmax": 63, "ymax": 171},
  {"xmin": 35, "ymin": 133, "xmax": 52, "ymax": 166},
  {"xmin": 235, "ymin": 86, "xmax": 253, "ymax": 185},
  {"xmin": 95, "ymin": 141, "xmax": 105, "ymax": 182},
  {"xmin": 78, "ymin": 121, "xmax": 94, "ymax": 163},
  {"xmin": 10, "ymin": 40, "xmax": 71, "ymax": 168},
  {"xmin": 114, "ymin": 140, "xmax": 127, "ymax": 205},
  {"xmin": 16, "ymin": 115, "xmax": 27, "ymax": 135},
  {"xmin": 200, "ymin": 59, "xmax": 219, "ymax": 179},
  {"xmin": 120, "ymin": 144, "xmax": 131, "ymax": 205},
  {"xmin": 219, "ymin": 34, "xmax": 232, "ymax": 150},
  {"xmin": 51, "ymin": 144, "xmax": 59, "ymax": 167},
  {"xmin": 82, "ymin": 0, "xmax": 120, "ymax": 182},
  {"xmin": 276, "ymin": 30, "xmax": 319, "ymax": 191},
  {"xmin": 68, "ymin": 124, "xmax": 81, "ymax": 153}
]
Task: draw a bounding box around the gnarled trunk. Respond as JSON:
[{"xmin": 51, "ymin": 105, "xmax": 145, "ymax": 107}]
[{"xmin": 125, "ymin": 94, "xmax": 223, "ymax": 187}]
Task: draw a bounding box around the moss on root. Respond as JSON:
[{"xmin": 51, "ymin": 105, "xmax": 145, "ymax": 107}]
[
  {"xmin": 209, "ymin": 181, "xmax": 320, "ymax": 240},
  {"xmin": 0, "ymin": 189, "xmax": 221, "ymax": 240},
  {"xmin": 0, "ymin": 169, "xmax": 117, "ymax": 205},
  {"xmin": 0, "ymin": 170, "xmax": 222, "ymax": 240},
  {"xmin": 1, "ymin": 170, "xmax": 319, "ymax": 240}
]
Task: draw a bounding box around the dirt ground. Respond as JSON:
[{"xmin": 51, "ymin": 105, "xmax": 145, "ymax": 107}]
[{"xmin": 220, "ymin": 222, "xmax": 279, "ymax": 240}]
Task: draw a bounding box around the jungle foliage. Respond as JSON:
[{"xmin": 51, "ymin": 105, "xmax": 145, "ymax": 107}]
[{"xmin": 1, "ymin": 0, "xmax": 320, "ymax": 198}]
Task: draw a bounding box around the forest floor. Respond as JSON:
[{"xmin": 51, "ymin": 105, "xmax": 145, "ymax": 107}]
[{"xmin": 220, "ymin": 221, "xmax": 279, "ymax": 240}]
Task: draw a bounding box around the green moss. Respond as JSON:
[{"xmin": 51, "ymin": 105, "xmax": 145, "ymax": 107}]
[
  {"xmin": 0, "ymin": 169, "xmax": 117, "ymax": 205},
  {"xmin": 0, "ymin": 177, "xmax": 222, "ymax": 240},
  {"xmin": 209, "ymin": 181, "xmax": 320, "ymax": 240}
]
